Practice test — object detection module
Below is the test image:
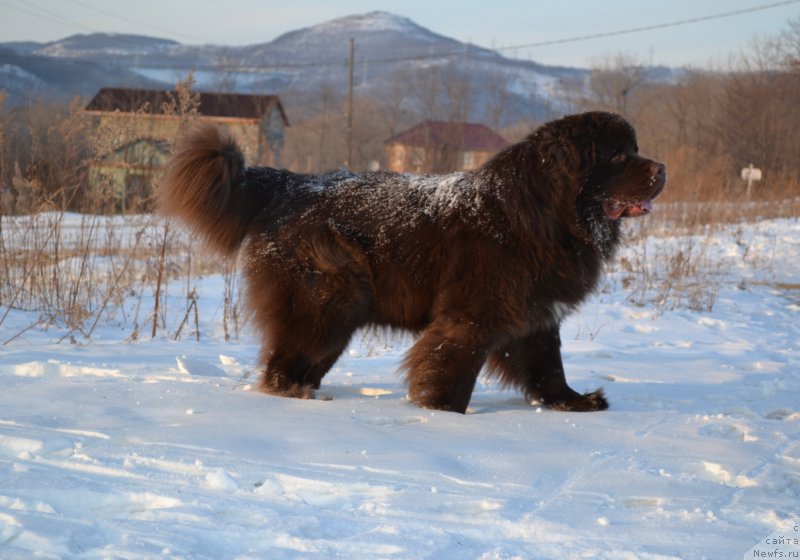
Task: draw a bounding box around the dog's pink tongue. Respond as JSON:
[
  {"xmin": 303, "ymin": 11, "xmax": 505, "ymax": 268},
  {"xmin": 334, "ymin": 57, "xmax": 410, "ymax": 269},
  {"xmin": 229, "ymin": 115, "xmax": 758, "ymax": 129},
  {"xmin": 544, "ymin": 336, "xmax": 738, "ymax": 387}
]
[
  {"xmin": 603, "ymin": 199, "xmax": 627, "ymax": 220},
  {"xmin": 625, "ymin": 199, "xmax": 652, "ymax": 217},
  {"xmin": 603, "ymin": 199, "xmax": 652, "ymax": 219}
]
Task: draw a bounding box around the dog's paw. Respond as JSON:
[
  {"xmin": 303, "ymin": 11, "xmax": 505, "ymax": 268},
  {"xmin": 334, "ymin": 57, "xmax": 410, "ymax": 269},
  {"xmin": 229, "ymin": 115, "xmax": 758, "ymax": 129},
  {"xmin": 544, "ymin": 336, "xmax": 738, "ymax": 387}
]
[
  {"xmin": 408, "ymin": 390, "xmax": 470, "ymax": 414},
  {"xmin": 545, "ymin": 389, "xmax": 609, "ymax": 412},
  {"xmin": 259, "ymin": 376, "xmax": 315, "ymax": 399}
]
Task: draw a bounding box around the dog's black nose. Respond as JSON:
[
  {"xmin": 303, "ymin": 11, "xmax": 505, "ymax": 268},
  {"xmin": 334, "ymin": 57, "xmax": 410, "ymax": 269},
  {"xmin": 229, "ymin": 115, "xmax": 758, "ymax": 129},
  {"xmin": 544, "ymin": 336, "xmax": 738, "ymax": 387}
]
[{"xmin": 650, "ymin": 162, "xmax": 666, "ymax": 178}]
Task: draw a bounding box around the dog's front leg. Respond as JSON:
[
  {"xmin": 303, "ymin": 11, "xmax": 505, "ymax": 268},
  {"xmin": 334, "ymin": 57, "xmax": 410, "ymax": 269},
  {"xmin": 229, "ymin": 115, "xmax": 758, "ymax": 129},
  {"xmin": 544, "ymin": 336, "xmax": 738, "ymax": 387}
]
[{"xmin": 490, "ymin": 327, "xmax": 609, "ymax": 412}]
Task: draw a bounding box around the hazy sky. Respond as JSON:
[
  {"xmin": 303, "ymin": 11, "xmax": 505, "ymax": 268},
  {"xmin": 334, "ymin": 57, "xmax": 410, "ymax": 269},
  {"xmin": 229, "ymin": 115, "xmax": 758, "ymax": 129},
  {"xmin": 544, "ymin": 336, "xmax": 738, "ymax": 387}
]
[{"xmin": 1, "ymin": 0, "xmax": 798, "ymax": 67}]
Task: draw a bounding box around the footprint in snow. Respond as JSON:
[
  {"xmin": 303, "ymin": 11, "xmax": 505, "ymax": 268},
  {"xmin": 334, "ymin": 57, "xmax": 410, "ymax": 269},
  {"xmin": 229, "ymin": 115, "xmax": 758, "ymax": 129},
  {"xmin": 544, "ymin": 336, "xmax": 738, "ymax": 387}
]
[
  {"xmin": 765, "ymin": 409, "xmax": 800, "ymax": 421},
  {"xmin": 699, "ymin": 423, "xmax": 758, "ymax": 442},
  {"xmin": 352, "ymin": 415, "xmax": 428, "ymax": 426},
  {"xmin": 697, "ymin": 317, "xmax": 727, "ymax": 330},
  {"xmin": 175, "ymin": 356, "xmax": 227, "ymax": 377}
]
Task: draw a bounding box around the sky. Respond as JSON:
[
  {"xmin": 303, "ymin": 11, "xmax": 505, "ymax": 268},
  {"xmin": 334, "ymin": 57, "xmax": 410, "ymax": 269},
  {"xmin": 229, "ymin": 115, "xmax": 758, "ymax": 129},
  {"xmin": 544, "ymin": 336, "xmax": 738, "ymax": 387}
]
[{"xmin": 0, "ymin": 0, "xmax": 799, "ymax": 68}]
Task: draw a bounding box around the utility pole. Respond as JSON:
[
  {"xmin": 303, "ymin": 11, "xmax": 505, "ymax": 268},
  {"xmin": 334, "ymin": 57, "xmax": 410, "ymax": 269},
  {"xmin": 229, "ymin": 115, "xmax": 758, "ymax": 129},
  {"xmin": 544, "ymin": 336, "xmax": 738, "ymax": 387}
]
[{"xmin": 346, "ymin": 37, "xmax": 354, "ymax": 169}]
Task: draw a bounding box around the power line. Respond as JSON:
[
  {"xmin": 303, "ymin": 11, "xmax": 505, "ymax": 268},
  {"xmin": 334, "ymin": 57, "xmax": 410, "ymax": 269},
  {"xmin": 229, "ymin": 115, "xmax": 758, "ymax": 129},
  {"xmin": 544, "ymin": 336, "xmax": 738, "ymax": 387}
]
[
  {"xmin": 62, "ymin": 0, "xmax": 209, "ymax": 44},
  {"xmin": 2, "ymin": 0, "xmax": 797, "ymax": 72},
  {"xmin": 1, "ymin": 0, "xmax": 207, "ymax": 44},
  {"xmin": 238, "ymin": 0, "xmax": 800, "ymax": 70},
  {"xmin": 206, "ymin": 0, "xmax": 800, "ymax": 69},
  {"xmin": 492, "ymin": 0, "xmax": 800, "ymax": 53},
  {"xmin": 0, "ymin": 0, "xmax": 95, "ymax": 34}
]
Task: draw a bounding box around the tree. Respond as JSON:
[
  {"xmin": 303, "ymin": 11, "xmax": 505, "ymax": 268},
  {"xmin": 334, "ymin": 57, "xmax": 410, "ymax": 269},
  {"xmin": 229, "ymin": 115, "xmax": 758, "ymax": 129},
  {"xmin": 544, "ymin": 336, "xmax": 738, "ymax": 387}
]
[
  {"xmin": 587, "ymin": 52, "xmax": 650, "ymax": 118},
  {"xmin": 212, "ymin": 49, "xmax": 240, "ymax": 93},
  {"xmin": 484, "ymin": 70, "xmax": 511, "ymax": 130}
]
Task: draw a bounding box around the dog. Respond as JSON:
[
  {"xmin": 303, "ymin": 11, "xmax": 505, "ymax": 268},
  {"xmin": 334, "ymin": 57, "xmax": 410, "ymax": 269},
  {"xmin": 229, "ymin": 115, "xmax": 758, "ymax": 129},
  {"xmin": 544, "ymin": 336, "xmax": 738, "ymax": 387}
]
[{"xmin": 159, "ymin": 111, "xmax": 665, "ymax": 413}]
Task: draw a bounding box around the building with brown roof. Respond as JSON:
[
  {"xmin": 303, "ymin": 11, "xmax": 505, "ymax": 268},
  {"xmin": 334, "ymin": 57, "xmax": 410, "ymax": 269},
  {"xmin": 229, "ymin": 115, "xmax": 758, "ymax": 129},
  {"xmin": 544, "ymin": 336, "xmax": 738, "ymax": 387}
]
[
  {"xmin": 85, "ymin": 87, "xmax": 289, "ymax": 166},
  {"xmin": 385, "ymin": 121, "xmax": 508, "ymax": 173},
  {"xmin": 84, "ymin": 88, "xmax": 289, "ymax": 212}
]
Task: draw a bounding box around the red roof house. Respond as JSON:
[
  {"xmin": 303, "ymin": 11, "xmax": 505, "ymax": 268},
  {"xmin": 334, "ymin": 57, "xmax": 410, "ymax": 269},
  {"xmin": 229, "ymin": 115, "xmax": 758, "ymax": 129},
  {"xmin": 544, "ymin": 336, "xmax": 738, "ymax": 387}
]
[{"xmin": 385, "ymin": 121, "xmax": 508, "ymax": 173}]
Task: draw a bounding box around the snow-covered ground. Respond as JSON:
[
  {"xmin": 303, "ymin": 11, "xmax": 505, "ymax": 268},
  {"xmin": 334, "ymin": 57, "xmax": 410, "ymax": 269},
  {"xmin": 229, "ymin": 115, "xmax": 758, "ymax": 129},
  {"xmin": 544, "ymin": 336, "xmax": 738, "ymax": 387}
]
[{"xmin": 1, "ymin": 217, "xmax": 798, "ymax": 559}]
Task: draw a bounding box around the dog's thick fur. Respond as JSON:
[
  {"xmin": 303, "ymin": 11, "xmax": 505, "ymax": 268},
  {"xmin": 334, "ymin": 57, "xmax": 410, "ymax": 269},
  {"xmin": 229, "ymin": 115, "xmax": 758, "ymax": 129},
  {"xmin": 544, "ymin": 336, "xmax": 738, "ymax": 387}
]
[{"xmin": 160, "ymin": 111, "xmax": 665, "ymax": 413}]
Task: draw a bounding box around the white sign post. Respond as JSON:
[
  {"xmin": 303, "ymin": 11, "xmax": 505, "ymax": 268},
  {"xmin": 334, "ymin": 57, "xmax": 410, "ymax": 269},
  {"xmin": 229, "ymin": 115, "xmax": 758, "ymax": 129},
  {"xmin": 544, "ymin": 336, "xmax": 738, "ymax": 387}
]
[{"xmin": 741, "ymin": 164, "xmax": 762, "ymax": 199}]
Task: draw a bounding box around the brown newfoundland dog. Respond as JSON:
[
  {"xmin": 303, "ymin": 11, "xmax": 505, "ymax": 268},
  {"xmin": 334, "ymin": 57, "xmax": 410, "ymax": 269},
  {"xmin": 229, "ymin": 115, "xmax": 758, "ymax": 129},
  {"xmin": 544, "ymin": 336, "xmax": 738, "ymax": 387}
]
[{"xmin": 160, "ymin": 111, "xmax": 665, "ymax": 413}]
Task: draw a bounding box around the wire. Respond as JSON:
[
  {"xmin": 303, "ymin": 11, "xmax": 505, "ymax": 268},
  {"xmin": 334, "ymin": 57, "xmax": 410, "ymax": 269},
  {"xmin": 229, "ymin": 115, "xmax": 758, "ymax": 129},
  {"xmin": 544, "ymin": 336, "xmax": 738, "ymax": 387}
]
[
  {"xmin": 1, "ymin": 0, "xmax": 207, "ymax": 45},
  {"xmin": 493, "ymin": 0, "xmax": 800, "ymax": 53},
  {"xmin": 62, "ymin": 0, "xmax": 209, "ymax": 44},
  {"xmin": 202, "ymin": 0, "xmax": 800, "ymax": 70},
  {"xmin": 0, "ymin": 0, "xmax": 96, "ymax": 34},
  {"xmin": 2, "ymin": 0, "xmax": 798, "ymax": 71}
]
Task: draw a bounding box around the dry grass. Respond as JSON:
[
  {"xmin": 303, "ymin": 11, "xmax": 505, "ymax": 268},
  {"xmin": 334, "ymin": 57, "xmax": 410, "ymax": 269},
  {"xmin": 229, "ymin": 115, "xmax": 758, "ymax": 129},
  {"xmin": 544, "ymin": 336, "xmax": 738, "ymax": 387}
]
[
  {"xmin": 0, "ymin": 209, "xmax": 244, "ymax": 343},
  {"xmin": 2, "ymin": 53, "xmax": 798, "ymax": 342},
  {"xmin": 615, "ymin": 232, "xmax": 730, "ymax": 314},
  {"xmin": 2, "ymin": 186, "xmax": 792, "ymax": 342},
  {"xmin": 0, "ymin": 74, "xmax": 245, "ymax": 344},
  {"xmin": 610, "ymin": 192, "xmax": 799, "ymax": 315}
]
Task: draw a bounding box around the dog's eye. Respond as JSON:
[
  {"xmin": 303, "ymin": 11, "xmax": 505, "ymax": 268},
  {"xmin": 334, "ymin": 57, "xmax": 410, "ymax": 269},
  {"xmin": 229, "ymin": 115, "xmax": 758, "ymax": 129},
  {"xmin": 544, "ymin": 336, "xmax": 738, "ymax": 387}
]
[{"xmin": 611, "ymin": 152, "xmax": 627, "ymax": 164}]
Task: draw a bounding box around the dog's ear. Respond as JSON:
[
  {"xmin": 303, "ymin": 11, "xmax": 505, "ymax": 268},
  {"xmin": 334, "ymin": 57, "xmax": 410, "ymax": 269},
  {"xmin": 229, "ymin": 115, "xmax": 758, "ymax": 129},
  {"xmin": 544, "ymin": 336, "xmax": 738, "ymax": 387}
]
[
  {"xmin": 538, "ymin": 111, "xmax": 639, "ymax": 179},
  {"xmin": 537, "ymin": 120, "xmax": 594, "ymax": 178}
]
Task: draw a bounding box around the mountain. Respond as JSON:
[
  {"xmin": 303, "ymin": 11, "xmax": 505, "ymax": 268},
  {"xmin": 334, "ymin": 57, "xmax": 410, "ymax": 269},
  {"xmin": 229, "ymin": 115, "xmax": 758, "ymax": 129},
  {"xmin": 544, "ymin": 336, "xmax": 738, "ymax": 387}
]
[
  {"xmin": 0, "ymin": 12, "xmax": 594, "ymax": 122},
  {"xmin": 0, "ymin": 46, "xmax": 166, "ymax": 106},
  {"xmin": 241, "ymin": 11, "xmax": 473, "ymax": 65},
  {"xmin": 0, "ymin": 33, "xmax": 181, "ymax": 105},
  {"xmin": 32, "ymin": 33, "xmax": 180, "ymax": 59},
  {"xmin": 217, "ymin": 11, "xmax": 560, "ymax": 120},
  {"xmin": 0, "ymin": 41, "xmax": 42, "ymax": 55}
]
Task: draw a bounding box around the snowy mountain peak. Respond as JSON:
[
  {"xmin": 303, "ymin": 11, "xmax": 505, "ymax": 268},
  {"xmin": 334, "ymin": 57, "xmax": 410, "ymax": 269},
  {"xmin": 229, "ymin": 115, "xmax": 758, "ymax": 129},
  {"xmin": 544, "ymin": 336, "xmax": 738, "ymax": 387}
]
[
  {"xmin": 270, "ymin": 11, "xmax": 451, "ymax": 46},
  {"xmin": 0, "ymin": 11, "xmax": 587, "ymax": 115},
  {"xmin": 315, "ymin": 11, "xmax": 428, "ymax": 35}
]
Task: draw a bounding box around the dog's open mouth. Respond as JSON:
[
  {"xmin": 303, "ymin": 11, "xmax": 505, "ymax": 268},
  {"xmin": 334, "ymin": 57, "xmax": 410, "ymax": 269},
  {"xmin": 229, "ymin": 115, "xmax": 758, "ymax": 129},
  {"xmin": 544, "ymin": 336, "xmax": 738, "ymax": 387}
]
[
  {"xmin": 603, "ymin": 163, "xmax": 666, "ymax": 220},
  {"xmin": 603, "ymin": 198, "xmax": 653, "ymax": 219}
]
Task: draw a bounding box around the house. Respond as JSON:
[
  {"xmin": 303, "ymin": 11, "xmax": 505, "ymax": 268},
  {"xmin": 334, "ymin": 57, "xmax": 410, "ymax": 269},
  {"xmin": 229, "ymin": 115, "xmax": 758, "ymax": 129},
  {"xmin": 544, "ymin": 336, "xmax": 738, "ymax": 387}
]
[
  {"xmin": 87, "ymin": 138, "xmax": 170, "ymax": 213},
  {"xmin": 84, "ymin": 87, "xmax": 289, "ymax": 211},
  {"xmin": 385, "ymin": 121, "xmax": 508, "ymax": 173}
]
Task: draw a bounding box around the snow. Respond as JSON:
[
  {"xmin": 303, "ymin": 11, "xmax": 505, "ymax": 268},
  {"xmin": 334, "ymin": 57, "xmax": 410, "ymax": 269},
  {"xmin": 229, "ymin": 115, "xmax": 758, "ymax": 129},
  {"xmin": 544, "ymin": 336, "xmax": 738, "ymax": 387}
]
[
  {"xmin": 131, "ymin": 67, "xmax": 286, "ymax": 93},
  {"xmin": 0, "ymin": 64, "xmax": 46, "ymax": 92},
  {"xmin": 33, "ymin": 34, "xmax": 179, "ymax": 59},
  {"xmin": 1, "ymin": 217, "xmax": 799, "ymax": 559},
  {"xmin": 313, "ymin": 12, "xmax": 434, "ymax": 41},
  {"xmin": 0, "ymin": 65, "xmax": 43, "ymax": 83}
]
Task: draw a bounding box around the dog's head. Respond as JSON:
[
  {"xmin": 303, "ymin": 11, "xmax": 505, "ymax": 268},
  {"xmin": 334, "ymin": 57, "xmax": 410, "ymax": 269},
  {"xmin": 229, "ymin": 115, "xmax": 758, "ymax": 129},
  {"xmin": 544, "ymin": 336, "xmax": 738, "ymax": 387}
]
[{"xmin": 538, "ymin": 111, "xmax": 666, "ymax": 221}]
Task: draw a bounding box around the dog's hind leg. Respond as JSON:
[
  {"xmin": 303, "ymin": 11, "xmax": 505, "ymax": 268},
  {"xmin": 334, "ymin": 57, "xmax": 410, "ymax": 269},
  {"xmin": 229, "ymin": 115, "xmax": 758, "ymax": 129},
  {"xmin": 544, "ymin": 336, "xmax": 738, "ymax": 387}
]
[
  {"xmin": 259, "ymin": 332, "xmax": 352, "ymax": 398},
  {"xmin": 253, "ymin": 226, "xmax": 374, "ymax": 398},
  {"xmin": 257, "ymin": 283, "xmax": 369, "ymax": 398},
  {"xmin": 260, "ymin": 347, "xmax": 316, "ymax": 398},
  {"xmin": 302, "ymin": 343, "xmax": 350, "ymax": 390},
  {"xmin": 404, "ymin": 315, "xmax": 490, "ymax": 413}
]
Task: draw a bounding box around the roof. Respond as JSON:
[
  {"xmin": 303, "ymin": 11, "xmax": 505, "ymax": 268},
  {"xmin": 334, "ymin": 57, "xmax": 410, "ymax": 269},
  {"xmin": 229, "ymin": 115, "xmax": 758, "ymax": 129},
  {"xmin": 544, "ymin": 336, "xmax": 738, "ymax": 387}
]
[
  {"xmin": 386, "ymin": 121, "xmax": 508, "ymax": 151},
  {"xmin": 85, "ymin": 87, "xmax": 289, "ymax": 125}
]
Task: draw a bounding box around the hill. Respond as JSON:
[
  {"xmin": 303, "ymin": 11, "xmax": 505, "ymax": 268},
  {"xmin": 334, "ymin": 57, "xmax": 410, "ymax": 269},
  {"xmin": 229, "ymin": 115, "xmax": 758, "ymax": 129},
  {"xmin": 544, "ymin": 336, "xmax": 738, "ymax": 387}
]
[{"xmin": 0, "ymin": 11, "xmax": 590, "ymax": 122}]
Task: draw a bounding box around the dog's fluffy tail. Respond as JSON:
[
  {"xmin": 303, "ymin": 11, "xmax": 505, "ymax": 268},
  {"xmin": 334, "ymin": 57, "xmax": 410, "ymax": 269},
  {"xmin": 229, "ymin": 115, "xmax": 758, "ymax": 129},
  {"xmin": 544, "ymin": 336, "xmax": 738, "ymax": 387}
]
[{"xmin": 159, "ymin": 122, "xmax": 259, "ymax": 256}]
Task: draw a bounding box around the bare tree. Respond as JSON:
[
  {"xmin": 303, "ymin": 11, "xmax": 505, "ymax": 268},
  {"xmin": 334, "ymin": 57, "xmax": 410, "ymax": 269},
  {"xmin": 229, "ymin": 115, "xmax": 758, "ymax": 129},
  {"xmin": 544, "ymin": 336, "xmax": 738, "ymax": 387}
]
[
  {"xmin": 0, "ymin": 91, "xmax": 8, "ymax": 190},
  {"xmin": 410, "ymin": 65, "xmax": 445, "ymax": 120},
  {"xmin": 588, "ymin": 52, "xmax": 650, "ymax": 117},
  {"xmin": 484, "ymin": 70, "xmax": 511, "ymax": 130},
  {"xmin": 212, "ymin": 49, "xmax": 240, "ymax": 93},
  {"xmin": 442, "ymin": 67, "xmax": 473, "ymax": 123},
  {"xmin": 716, "ymin": 28, "xmax": 800, "ymax": 191},
  {"xmin": 781, "ymin": 17, "xmax": 800, "ymax": 71}
]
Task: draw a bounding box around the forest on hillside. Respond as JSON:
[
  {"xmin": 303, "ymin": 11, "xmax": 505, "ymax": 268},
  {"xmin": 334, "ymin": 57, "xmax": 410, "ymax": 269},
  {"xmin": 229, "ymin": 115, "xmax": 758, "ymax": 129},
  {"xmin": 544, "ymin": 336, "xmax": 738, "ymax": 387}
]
[{"xmin": 0, "ymin": 17, "xmax": 798, "ymax": 216}]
